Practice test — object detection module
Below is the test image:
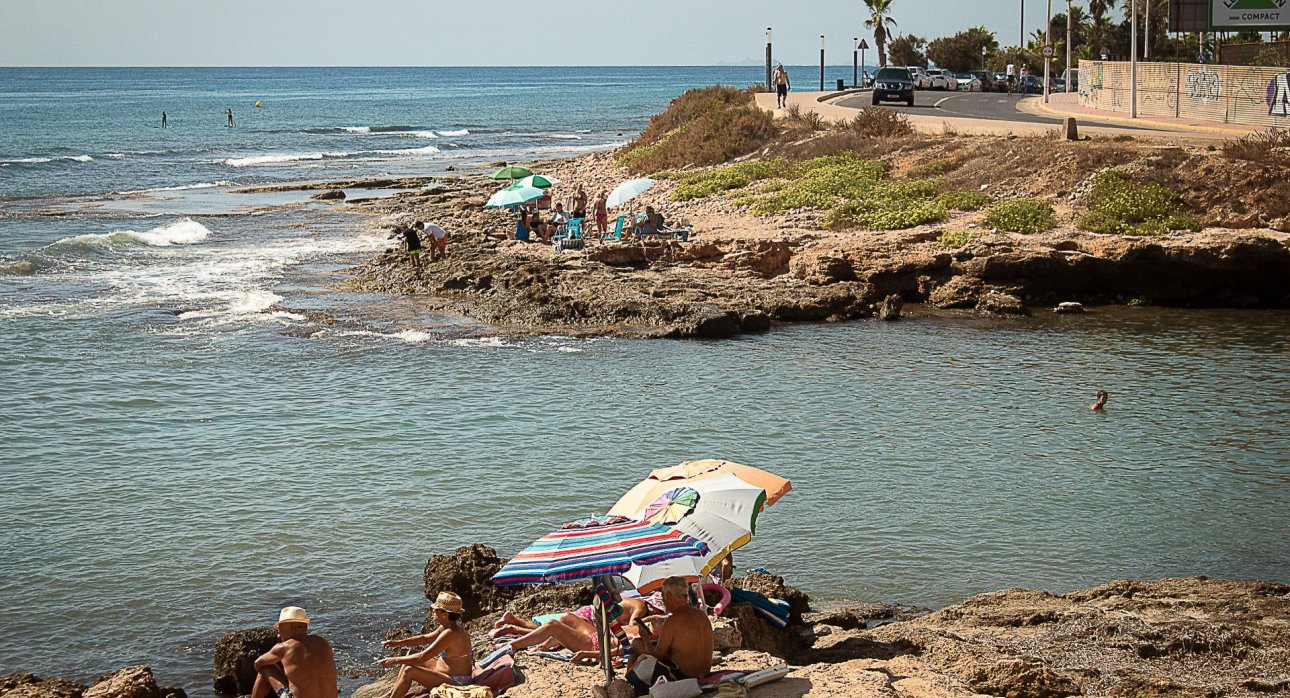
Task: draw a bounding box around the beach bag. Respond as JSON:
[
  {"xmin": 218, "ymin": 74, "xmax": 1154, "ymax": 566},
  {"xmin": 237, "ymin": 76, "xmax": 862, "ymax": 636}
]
[
  {"xmin": 472, "ymin": 654, "xmax": 523, "ymax": 696},
  {"xmin": 428, "ymin": 686, "xmax": 491, "ymax": 698},
  {"xmin": 649, "ymin": 678, "xmax": 700, "ymax": 698}
]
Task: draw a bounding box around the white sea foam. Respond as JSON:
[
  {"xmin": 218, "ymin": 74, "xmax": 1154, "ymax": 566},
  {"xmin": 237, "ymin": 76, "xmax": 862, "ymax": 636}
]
[
  {"xmin": 104, "ymin": 153, "xmax": 127, "ymax": 159},
  {"xmin": 370, "ymin": 145, "xmax": 441, "ymax": 156},
  {"xmin": 341, "ymin": 126, "xmax": 372, "ymax": 134},
  {"xmin": 405, "ymin": 131, "xmax": 439, "ymax": 139},
  {"xmin": 177, "ymin": 289, "xmax": 282, "ymax": 320},
  {"xmin": 323, "ymin": 329, "xmax": 437, "ymax": 344},
  {"xmin": 0, "ymin": 154, "xmax": 94, "ymax": 164},
  {"xmin": 545, "ymin": 134, "xmax": 584, "ymax": 140},
  {"xmin": 437, "ymin": 129, "xmax": 470, "ymax": 137},
  {"xmin": 52, "ymin": 219, "xmax": 213, "ymax": 251},
  {"xmin": 122, "ymin": 181, "xmax": 236, "ymax": 194},
  {"xmin": 223, "ymin": 152, "xmax": 335, "ymax": 167}
]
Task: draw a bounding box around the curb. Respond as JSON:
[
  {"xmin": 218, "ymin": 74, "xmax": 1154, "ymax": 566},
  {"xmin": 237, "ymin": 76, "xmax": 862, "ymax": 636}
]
[{"xmin": 1023, "ymin": 97, "xmax": 1253, "ymax": 137}]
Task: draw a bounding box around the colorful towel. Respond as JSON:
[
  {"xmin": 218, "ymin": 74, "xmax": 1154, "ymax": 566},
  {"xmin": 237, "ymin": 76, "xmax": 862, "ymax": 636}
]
[{"xmin": 728, "ymin": 588, "xmax": 790, "ymax": 628}]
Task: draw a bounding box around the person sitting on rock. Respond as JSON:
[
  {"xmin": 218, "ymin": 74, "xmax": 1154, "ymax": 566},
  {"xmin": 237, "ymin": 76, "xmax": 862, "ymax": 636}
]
[
  {"xmin": 252, "ymin": 607, "xmax": 338, "ymax": 698},
  {"xmin": 378, "ymin": 593, "xmax": 474, "ymax": 698},
  {"xmin": 634, "ymin": 207, "xmax": 665, "ymax": 238},
  {"xmin": 626, "ymin": 577, "xmax": 713, "ymax": 693}
]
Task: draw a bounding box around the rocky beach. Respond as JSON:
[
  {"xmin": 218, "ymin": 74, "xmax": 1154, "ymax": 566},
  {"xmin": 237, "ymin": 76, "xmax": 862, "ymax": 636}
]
[{"xmin": 11, "ymin": 545, "xmax": 1287, "ymax": 698}]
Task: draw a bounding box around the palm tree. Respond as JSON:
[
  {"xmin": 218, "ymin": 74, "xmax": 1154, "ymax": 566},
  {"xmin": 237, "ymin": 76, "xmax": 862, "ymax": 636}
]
[
  {"xmin": 864, "ymin": 0, "xmax": 898, "ymax": 67},
  {"xmin": 1087, "ymin": 0, "xmax": 1117, "ymax": 52}
]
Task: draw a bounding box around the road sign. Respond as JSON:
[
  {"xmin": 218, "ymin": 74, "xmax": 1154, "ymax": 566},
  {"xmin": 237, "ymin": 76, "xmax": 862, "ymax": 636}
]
[
  {"xmin": 1042, "ymin": 45, "xmax": 1054, "ymax": 58},
  {"xmin": 859, "ymin": 39, "xmax": 869, "ymax": 49}
]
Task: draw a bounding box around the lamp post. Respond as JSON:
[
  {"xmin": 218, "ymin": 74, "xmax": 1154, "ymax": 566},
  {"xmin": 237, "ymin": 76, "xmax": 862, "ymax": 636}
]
[
  {"xmin": 1043, "ymin": 0, "xmax": 1052, "ymax": 103},
  {"xmin": 1145, "ymin": 0, "xmax": 1151, "ymax": 59},
  {"xmin": 820, "ymin": 35, "xmax": 826, "ymax": 91},
  {"xmin": 853, "ymin": 37, "xmax": 859, "ymax": 87},
  {"xmin": 1020, "ymin": 0, "xmax": 1025, "ymax": 49},
  {"xmin": 1130, "ymin": 0, "xmax": 1138, "ymax": 117},
  {"xmin": 1066, "ymin": 0, "xmax": 1073, "ymax": 92},
  {"xmin": 765, "ymin": 28, "xmax": 773, "ymax": 93}
]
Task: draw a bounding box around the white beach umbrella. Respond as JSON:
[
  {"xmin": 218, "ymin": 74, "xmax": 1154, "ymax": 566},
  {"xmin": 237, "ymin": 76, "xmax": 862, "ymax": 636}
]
[
  {"xmin": 621, "ymin": 473, "xmax": 767, "ymax": 593},
  {"xmin": 485, "ymin": 185, "xmax": 545, "ymax": 209},
  {"xmin": 607, "ymin": 178, "xmax": 655, "ymax": 207}
]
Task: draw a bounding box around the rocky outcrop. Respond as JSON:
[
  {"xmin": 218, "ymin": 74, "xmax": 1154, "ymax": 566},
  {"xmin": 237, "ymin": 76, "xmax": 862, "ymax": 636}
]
[
  {"xmin": 729, "ymin": 571, "xmax": 811, "ymax": 627},
  {"xmin": 309, "ymin": 189, "xmax": 346, "ymax": 201},
  {"xmin": 1, "ymin": 674, "xmax": 86, "ymax": 698},
  {"xmin": 423, "ymin": 544, "xmax": 518, "ymax": 624},
  {"xmin": 212, "ymin": 627, "xmax": 277, "ymax": 695},
  {"xmin": 82, "ymin": 667, "xmax": 160, "ymax": 698}
]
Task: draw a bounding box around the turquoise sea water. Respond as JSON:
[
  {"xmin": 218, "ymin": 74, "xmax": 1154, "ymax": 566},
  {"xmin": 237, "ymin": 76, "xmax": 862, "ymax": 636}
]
[{"xmin": 1, "ymin": 68, "xmax": 1288, "ymax": 695}]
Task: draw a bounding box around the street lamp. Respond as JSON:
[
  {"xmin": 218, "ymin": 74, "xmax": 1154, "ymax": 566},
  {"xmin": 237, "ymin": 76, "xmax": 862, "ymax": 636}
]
[
  {"xmin": 1044, "ymin": 0, "xmax": 1052, "ymax": 103},
  {"xmin": 982, "ymin": 45, "xmax": 988, "ymax": 70},
  {"xmin": 1066, "ymin": 0, "xmax": 1073, "ymax": 92},
  {"xmin": 1130, "ymin": 0, "xmax": 1138, "ymax": 117},
  {"xmin": 765, "ymin": 28, "xmax": 773, "ymax": 93},
  {"xmin": 820, "ymin": 35, "xmax": 826, "ymax": 91},
  {"xmin": 853, "ymin": 37, "xmax": 859, "ymax": 88}
]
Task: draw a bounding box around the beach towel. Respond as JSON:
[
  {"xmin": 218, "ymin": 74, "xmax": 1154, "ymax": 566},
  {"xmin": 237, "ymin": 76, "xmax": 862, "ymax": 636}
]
[
  {"xmin": 728, "ymin": 588, "xmax": 790, "ymax": 628},
  {"xmin": 739, "ymin": 665, "xmax": 789, "ymax": 689},
  {"xmin": 428, "ymin": 686, "xmax": 492, "ymax": 698}
]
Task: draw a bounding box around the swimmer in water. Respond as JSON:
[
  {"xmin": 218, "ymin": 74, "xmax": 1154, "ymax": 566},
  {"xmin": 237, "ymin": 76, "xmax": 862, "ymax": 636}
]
[{"xmin": 1092, "ymin": 390, "xmax": 1109, "ymax": 411}]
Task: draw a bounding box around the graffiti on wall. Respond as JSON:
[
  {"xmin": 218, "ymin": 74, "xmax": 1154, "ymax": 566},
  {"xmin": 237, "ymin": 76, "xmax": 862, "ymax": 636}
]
[
  {"xmin": 1185, "ymin": 68, "xmax": 1222, "ymax": 102},
  {"xmin": 1267, "ymin": 72, "xmax": 1290, "ymax": 116}
]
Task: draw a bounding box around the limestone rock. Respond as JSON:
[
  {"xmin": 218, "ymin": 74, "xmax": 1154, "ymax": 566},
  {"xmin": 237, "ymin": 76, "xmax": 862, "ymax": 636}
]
[
  {"xmin": 83, "ymin": 666, "xmax": 159, "ymax": 698},
  {"xmin": 712, "ymin": 618, "xmax": 743, "ymax": 651},
  {"xmin": 928, "ymin": 276, "xmax": 984, "ymax": 309},
  {"xmin": 876, "ymin": 293, "xmax": 903, "ymax": 321},
  {"xmin": 423, "ymin": 544, "xmax": 520, "ymax": 623},
  {"xmin": 309, "ymin": 189, "xmax": 346, "ymax": 201},
  {"xmin": 975, "ymin": 291, "xmax": 1029, "ymax": 316},
  {"xmin": 1, "ymin": 674, "xmax": 86, "ymax": 698},
  {"xmin": 1053, "ymin": 301, "xmax": 1084, "ymax": 314},
  {"xmin": 789, "ymin": 250, "xmax": 855, "ymax": 286},
  {"xmin": 213, "ymin": 627, "xmax": 277, "ymax": 695},
  {"xmin": 730, "ymin": 603, "xmax": 789, "ymax": 657}
]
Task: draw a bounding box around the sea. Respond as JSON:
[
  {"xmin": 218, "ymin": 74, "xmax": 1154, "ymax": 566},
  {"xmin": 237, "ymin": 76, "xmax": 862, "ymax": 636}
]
[{"xmin": 1, "ymin": 67, "xmax": 1288, "ymax": 695}]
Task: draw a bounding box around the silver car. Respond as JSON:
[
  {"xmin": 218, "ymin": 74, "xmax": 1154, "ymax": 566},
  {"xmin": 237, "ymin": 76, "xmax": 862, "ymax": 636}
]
[
  {"xmin": 906, "ymin": 66, "xmax": 933, "ymax": 90},
  {"xmin": 926, "ymin": 68, "xmax": 957, "ymax": 91}
]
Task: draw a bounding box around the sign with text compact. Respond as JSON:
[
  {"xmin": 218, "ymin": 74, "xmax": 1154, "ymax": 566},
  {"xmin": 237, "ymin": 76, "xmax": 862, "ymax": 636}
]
[{"xmin": 1210, "ymin": 0, "xmax": 1290, "ymax": 30}]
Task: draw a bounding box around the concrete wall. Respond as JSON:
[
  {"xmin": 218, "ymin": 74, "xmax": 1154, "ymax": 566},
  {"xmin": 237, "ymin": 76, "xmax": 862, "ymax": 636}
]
[{"xmin": 1079, "ymin": 59, "xmax": 1290, "ymax": 127}]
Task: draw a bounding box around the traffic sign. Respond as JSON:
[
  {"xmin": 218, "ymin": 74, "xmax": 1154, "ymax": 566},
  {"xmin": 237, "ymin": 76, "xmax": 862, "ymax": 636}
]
[{"xmin": 1042, "ymin": 45, "xmax": 1054, "ymax": 58}]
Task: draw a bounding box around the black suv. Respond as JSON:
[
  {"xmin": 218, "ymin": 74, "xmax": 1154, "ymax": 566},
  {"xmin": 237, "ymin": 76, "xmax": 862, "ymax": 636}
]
[{"xmin": 871, "ymin": 67, "xmax": 915, "ymax": 106}]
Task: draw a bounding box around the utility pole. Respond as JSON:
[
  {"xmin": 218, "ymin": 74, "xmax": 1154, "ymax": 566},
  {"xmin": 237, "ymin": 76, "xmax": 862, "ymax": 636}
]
[
  {"xmin": 1021, "ymin": 0, "xmax": 1026, "ymax": 49},
  {"xmin": 1044, "ymin": 0, "xmax": 1052, "ymax": 103},
  {"xmin": 820, "ymin": 35, "xmax": 826, "ymax": 91},
  {"xmin": 765, "ymin": 28, "xmax": 773, "ymax": 93},
  {"xmin": 1130, "ymin": 0, "xmax": 1138, "ymax": 117},
  {"xmin": 1066, "ymin": 0, "xmax": 1073, "ymax": 92},
  {"xmin": 1145, "ymin": 0, "xmax": 1151, "ymax": 59}
]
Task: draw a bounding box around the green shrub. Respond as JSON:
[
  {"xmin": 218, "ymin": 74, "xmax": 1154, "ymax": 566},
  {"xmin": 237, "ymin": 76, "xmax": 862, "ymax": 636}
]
[
  {"xmin": 667, "ymin": 159, "xmax": 789, "ymax": 201},
  {"xmin": 934, "ymin": 190, "xmax": 991, "ymax": 211},
  {"xmin": 910, "ymin": 158, "xmax": 961, "ymax": 178},
  {"xmin": 1077, "ymin": 170, "xmax": 1200, "ymax": 236},
  {"xmin": 935, "ymin": 229, "xmax": 986, "ymax": 249},
  {"xmin": 619, "ymin": 85, "xmax": 779, "ymax": 173},
  {"xmin": 749, "ymin": 154, "xmax": 887, "ymax": 214},
  {"xmin": 984, "ymin": 198, "xmax": 1056, "ymax": 233},
  {"xmin": 846, "ymin": 108, "xmax": 916, "ymax": 137}
]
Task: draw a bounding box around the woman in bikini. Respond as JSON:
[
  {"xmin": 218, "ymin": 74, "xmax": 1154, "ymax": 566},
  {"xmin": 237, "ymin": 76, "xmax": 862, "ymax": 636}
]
[
  {"xmin": 379, "ymin": 592, "xmax": 474, "ymax": 697},
  {"xmin": 593, "ymin": 191, "xmax": 609, "ymax": 238},
  {"xmin": 490, "ymin": 595, "xmax": 662, "ymax": 660}
]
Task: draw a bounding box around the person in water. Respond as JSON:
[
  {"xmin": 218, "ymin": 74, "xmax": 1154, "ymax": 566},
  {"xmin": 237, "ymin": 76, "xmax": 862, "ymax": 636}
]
[
  {"xmin": 380, "ymin": 593, "xmax": 474, "ymax": 698},
  {"xmin": 252, "ymin": 607, "xmax": 339, "ymax": 698},
  {"xmin": 1092, "ymin": 390, "xmax": 1109, "ymax": 411},
  {"xmin": 227, "ymin": 108, "xmax": 235, "ymax": 127},
  {"xmin": 161, "ymin": 112, "xmax": 168, "ymax": 128},
  {"xmin": 627, "ymin": 577, "xmax": 714, "ymax": 693}
]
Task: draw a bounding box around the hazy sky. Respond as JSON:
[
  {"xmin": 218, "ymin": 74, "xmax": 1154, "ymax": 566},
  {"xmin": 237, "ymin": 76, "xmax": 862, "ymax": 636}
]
[{"xmin": 2, "ymin": 0, "xmax": 1122, "ymax": 67}]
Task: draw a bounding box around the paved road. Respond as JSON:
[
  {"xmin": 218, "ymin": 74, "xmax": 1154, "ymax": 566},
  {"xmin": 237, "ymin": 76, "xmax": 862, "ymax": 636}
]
[{"xmin": 835, "ymin": 90, "xmax": 1162, "ymax": 131}]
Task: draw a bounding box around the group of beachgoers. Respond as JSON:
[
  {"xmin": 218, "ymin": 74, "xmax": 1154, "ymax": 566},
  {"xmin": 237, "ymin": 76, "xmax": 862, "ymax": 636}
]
[
  {"xmin": 514, "ymin": 184, "xmax": 672, "ymax": 244},
  {"xmin": 250, "ymin": 574, "xmax": 718, "ymax": 698}
]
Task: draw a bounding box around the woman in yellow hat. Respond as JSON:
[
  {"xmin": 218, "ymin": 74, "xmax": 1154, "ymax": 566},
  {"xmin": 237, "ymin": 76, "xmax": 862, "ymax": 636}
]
[{"xmin": 378, "ymin": 592, "xmax": 474, "ymax": 697}]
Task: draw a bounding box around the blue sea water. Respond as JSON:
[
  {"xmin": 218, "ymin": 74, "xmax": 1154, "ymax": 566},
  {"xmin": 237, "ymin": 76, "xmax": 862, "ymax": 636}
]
[{"xmin": 1, "ymin": 67, "xmax": 1288, "ymax": 696}]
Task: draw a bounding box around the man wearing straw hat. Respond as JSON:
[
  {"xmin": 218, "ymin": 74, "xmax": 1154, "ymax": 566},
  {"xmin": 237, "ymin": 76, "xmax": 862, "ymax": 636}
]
[
  {"xmin": 252, "ymin": 607, "xmax": 338, "ymax": 698},
  {"xmin": 379, "ymin": 592, "xmax": 474, "ymax": 698}
]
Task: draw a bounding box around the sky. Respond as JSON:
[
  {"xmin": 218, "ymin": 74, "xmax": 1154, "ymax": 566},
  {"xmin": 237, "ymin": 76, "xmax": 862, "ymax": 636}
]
[{"xmin": 1, "ymin": 0, "xmax": 1123, "ymax": 67}]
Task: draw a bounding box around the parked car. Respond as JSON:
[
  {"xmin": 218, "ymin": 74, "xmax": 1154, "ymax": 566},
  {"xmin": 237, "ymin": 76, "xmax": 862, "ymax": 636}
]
[
  {"xmin": 926, "ymin": 68, "xmax": 957, "ymax": 91},
  {"xmin": 872, "ymin": 67, "xmax": 916, "ymax": 106},
  {"xmin": 955, "ymin": 72, "xmax": 982, "ymax": 92},
  {"xmin": 992, "ymin": 72, "xmax": 1013, "ymax": 92},
  {"xmin": 906, "ymin": 66, "xmax": 933, "ymax": 89},
  {"xmin": 971, "ymin": 71, "xmax": 998, "ymax": 92}
]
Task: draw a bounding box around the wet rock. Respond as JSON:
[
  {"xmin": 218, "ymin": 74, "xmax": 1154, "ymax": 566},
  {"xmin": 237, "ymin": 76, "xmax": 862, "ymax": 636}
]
[
  {"xmin": 671, "ymin": 304, "xmax": 742, "ymax": 339},
  {"xmin": 876, "ymin": 294, "xmax": 903, "ymax": 321},
  {"xmin": 1053, "ymin": 301, "xmax": 1084, "ymax": 314},
  {"xmin": 83, "ymin": 666, "xmax": 160, "ymax": 698},
  {"xmin": 1, "ymin": 674, "xmax": 86, "ymax": 698},
  {"xmin": 310, "ymin": 189, "xmax": 346, "ymax": 201},
  {"xmin": 739, "ymin": 311, "xmax": 770, "ymax": 333},
  {"xmin": 976, "ymin": 291, "xmax": 1029, "ymax": 316},
  {"xmin": 156, "ymin": 688, "xmax": 185, "ymax": 698},
  {"xmin": 928, "ymin": 276, "xmax": 983, "ymax": 309},
  {"xmin": 213, "ymin": 627, "xmax": 277, "ymax": 695}
]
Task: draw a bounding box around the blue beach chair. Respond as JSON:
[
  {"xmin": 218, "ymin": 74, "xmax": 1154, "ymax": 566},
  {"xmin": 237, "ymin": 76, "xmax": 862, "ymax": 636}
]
[
  {"xmin": 553, "ymin": 218, "xmax": 585, "ymax": 251},
  {"xmin": 601, "ymin": 216, "xmax": 626, "ymax": 242}
]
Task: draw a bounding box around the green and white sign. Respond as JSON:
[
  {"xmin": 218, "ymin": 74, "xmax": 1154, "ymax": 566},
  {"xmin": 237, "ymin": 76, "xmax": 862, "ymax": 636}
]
[{"xmin": 1210, "ymin": 0, "xmax": 1290, "ymax": 30}]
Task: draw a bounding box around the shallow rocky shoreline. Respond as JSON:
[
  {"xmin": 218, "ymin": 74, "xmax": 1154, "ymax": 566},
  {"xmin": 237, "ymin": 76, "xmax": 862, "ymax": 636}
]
[
  {"xmin": 338, "ymin": 150, "xmax": 1290, "ymax": 340},
  {"xmin": 10, "ymin": 544, "xmax": 1286, "ymax": 698}
]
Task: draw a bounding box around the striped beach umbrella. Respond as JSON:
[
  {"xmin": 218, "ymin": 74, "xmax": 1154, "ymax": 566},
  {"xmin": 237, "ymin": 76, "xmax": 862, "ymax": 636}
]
[{"xmin": 491, "ymin": 514, "xmax": 710, "ymax": 587}]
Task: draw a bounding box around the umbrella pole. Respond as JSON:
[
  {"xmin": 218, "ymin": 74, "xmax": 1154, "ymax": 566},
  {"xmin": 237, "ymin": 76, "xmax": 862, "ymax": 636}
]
[{"xmin": 592, "ymin": 574, "xmax": 614, "ymax": 686}]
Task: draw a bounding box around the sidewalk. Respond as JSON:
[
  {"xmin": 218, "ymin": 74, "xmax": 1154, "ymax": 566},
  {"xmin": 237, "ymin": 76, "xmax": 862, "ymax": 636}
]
[
  {"xmin": 754, "ymin": 90, "xmax": 1239, "ymax": 143},
  {"xmin": 1023, "ymin": 92, "xmax": 1263, "ymax": 137}
]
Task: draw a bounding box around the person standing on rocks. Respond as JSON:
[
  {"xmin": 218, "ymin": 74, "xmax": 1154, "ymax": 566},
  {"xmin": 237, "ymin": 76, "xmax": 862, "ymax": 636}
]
[
  {"xmin": 593, "ymin": 191, "xmax": 609, "ymax": 238},
  {"xmin": 396, "ymin": 224, "xmax": 423, "ymax": 269},
  {"xmin": 573, "ymin": 185, "xmax": 589, "ymax": 220},
  {"xmin": 419, "ymin": 221, "xmax": 450, "ymax": 262},
  {"xmin": 379, "ymin": 592, "xmax": 474, "ymax": 698},
  {"xmin": 251, "ymin": 607, "xmax": 338, "ymax": 698}
]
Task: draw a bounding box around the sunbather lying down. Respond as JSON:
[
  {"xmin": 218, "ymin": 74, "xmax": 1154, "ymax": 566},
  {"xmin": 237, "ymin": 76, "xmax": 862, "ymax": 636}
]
[{"xmin": 489, "ymin": 597, "xmax": 663, "ymax": 660}]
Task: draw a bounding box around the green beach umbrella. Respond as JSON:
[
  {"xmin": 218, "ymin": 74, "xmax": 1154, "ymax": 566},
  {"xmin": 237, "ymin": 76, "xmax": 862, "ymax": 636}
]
[
  {"xmin": 484, "ymin": 185, "xmax": 545, "ymax": 208},
  {"xmin": 507, "ymin": 174, "xmax": 561, "ymax": 190},
  {"xmin": 489, "ymin": 165, "xmax": 533, "ymax": 181}
]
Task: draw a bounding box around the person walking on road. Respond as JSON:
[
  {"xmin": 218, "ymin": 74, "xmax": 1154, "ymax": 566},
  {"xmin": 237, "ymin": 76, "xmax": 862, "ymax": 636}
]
[{"xmin": 773, "ymin": 63, "xmax": 791, "ymax": 108}]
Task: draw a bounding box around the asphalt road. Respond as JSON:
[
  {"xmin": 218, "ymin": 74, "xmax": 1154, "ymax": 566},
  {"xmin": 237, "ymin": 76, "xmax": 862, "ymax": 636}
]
[{"xmin": 835, "ymin": 90, "xmax": 1160, "ymax": 131}]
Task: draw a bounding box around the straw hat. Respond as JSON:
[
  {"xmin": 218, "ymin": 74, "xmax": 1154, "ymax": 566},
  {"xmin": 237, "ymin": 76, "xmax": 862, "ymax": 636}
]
[
  {"xmin": 275, "ymin": 607, "xmax": 310, "ymax": 627},
  {"xmin": 430, "ymin": 592, "xmax": 464, "ymax": 614}
]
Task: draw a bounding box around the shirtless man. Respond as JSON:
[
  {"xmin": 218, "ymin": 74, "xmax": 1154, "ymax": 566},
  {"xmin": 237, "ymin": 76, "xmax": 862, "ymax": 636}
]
[
  {"xmin": 1092, "ymin": 390, "xmax": 1109, "ymax": 411},
  {"xmin": 627, "ymin": 577, "xmax": 713, "ymax": 693},
  {"xmin": 379, "ymin": 593, "xmax": 473, "ymax": 698},
  {"xmin": 252, "ymin": 607, "xmax": 338, "ymax": 698}
]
